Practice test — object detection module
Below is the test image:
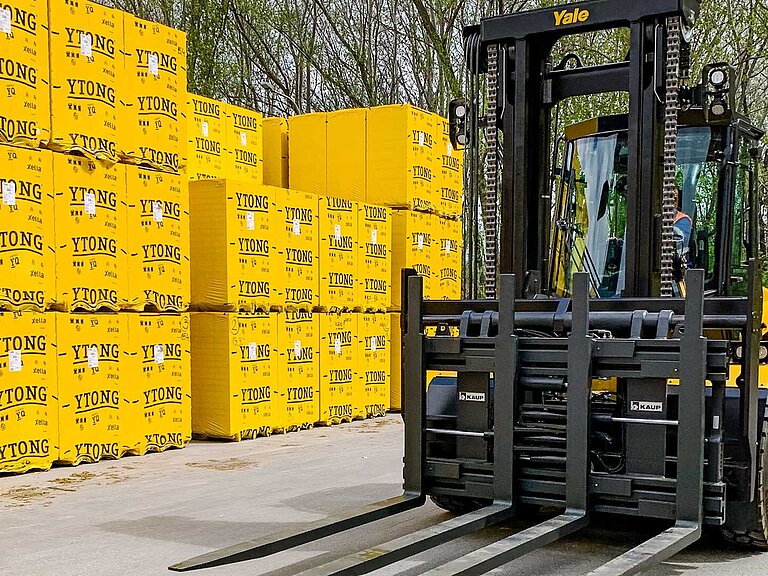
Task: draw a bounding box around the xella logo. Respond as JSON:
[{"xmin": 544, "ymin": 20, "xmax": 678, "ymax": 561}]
[{"xmin": 554, "ymin": 7, "xmax": 589, "ymax": 26}]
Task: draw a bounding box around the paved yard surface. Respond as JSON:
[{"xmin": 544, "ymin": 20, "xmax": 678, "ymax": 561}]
[{"xmin": 0, "ymin": 415, "xmax": 766, "ymax": 576}]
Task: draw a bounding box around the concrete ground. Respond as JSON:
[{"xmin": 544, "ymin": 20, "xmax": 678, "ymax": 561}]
[{"xmin": 0, "ymin": 415, "xmax": 765, "ymax": 576}]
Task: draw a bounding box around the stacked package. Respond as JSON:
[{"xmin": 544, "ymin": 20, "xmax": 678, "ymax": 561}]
[
  {"xmin": 0, "ymin": 311, "xmax": 57, "ymax": 472},
  {"xmin": 51, "ymin": 155, "xmax": 127, "ymax": 311},
  {"xmin": 47, "ymin": 0, "xmax": 122, "ymax": 163},
  {"xmin": 121, "ymin": 14, "xmax": 188, "ymax": 172},
  {"xmin": 122, "ymin": 313, "xmax": 191, "ymax": 454},
  {"xmin": 319, "ymin": 197, "xmax": 357, "ymax": 311},
  {"xmin": 262, "ymin": 117, "xmax": 288, "ymax": 187},
  {"xmin": 0, "ymin": 0, "xmax": 50, "ymax": 147},
  {"xmin": 318, "ymin": 313, "xmax": 361, "ymax": 425},
  {"xmin": 0, "ymin": 147, "xmax": 55, "ymax": 310},
  {"xmin": 56, "ymin": 313, "xmax": 124, "ymax": 465},
  {"xmin": 191, "ymin": 312, "xmax": 279, "ymax": 440}
]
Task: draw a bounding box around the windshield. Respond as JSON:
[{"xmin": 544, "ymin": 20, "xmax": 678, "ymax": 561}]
[{"xmin": 551, "ymin": 126, "xmax": 722, "ymax": 297}]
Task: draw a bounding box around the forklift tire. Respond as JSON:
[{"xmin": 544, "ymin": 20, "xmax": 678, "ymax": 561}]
[
  {"xmin": 430, "ymin": 495, "xmax": 489, "ymax": 515},
  {"xmin": 430, "ymin": 495, "xmax": 541, "ymax": 519},
  {"xmin": 720, "ymin": 407, "xmax": 768, "ymax": 550}
]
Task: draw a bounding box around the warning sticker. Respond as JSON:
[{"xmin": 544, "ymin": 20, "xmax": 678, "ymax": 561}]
[
  {"xmin": 8, "ymin": 350, "xmax": 22, "ymax": 372},
  {"xmin": 0, "ymin": 8, "xmax": 11, "ymax": 34},
  {"xmin": 148, "ymin": 53, "xmax": 159, "ymax": 76},
  {"xmin": 80, "ymin": 32, "xmax": 92, "ymax": 58},
  {"xmin": 84, "ymin": 192, "xmax": 96, "ymax": 216},
  {"xmin": 152, "ymin": 201, "xmax": 163, "ymax": 223},
  {"xmin": 2, "ymin": 181, "xmax": 16, "ymax": 206},
  {"xmin": 87, "ymin": 346, "xmax": 99, "ymax": 368}
]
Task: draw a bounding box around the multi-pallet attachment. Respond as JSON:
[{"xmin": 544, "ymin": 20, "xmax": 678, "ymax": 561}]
[{"xmin": 171, "ymin": 268, "xmax": 722, "ymax": 576}]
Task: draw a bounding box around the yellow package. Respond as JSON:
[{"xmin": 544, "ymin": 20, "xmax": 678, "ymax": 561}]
[
  {"xmin": 367, "ymin": 105, "xmax": 436, "ymax": 212},
  {"xmin": 288, "ymin": 112, "xmax": 326, "ymax": 195},
  {"xmin": 389, "ymin": 312, "xmax": 401, "ymax": 410},
  {"xmin": 327, "ymin": 109, "xmax": 365, "ymax": 202},
  {"xmin": 52, "ymin": 154, "xmax": 128, "ymax": 311},
  {"xmin": 275, "ymin": 187, "xmax": 318, "ymax": 311},
  {"xmin": 0, "ymin": 145, "xmax": 55, "ymax": 311},
  {"xmin": 190, "ymin": 312, "xmax": 279, "ymax": 439},
  {"xmin": 189, "ymin": 180, "xmax": 277, "ymax": 312},
  {"xmin": 122, "ymin": 312, "xmax": 190, "ymax": 455},
  {"xmin": 187, "ymin": 93, "xmax": 224, "ymax": 180},
  {"xmin": 434, "ymin": 115, "xmax": 463, "ymax": 217},
  {"xmin": 391, "ymin": 209, "xmax": 434, "ymax": 309},
  {"xmin": 278, "ymin": 311, "xmax": 318, "ymax": 430},
  {"xmin": 263, "ymin": 117, "xmax": 288, "ymax": 187},
  {"xmin": 319, "ymin": 197, "xmax": 357, "ymax": 311},
  {"xmin": 47, "ymin": 0, "xmax": 122, "ymax": 163},
  {"xmin": 225, "ymin": 104, "xmax": 263, "ymax": 183},
  {"xmin": 0, "ymin": 0, "xmax": 50, "ymax": 147},
  {"xmin": 357, "ymin": 203, "xmax": 391, "ymax": 312},
  {"xmin": 434, "ymin": 215, "xmax": 462, "ymax": 300},
  {"xmin": 120, "ymin": 13, "xmax": 187, "ymax": 173},
  {"xmin": 0, "ymin": 311, "xmax": 56, "ymax": 473},
  {"xmin": 359, "ymin": 314, "xmax": 389, "ymax": 418},
  {"xmin": 125, "ymin": 166, "xmax": 190, "ymax": 311},
  {"xmin": 56, "ymin": 312, "xmax": 124, "ymax": 465},
  {"xmin": 318, "ymin": 313, "xmax": 360, "ymax": 425}
]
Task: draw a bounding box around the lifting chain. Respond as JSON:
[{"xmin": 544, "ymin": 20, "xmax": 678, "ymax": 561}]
[
  {"xmin": 660, "ymin": 16, "xmax": 682, "ymax": 297},
  {"xmin": 484, "ymin": 43, "xmax": 499, "ymax": 299}
]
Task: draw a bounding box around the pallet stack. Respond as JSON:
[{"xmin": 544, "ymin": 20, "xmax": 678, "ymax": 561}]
[
  {"xmin": 283, "ymin": 104, "xmax": 464, "ymax": 411},
  {"xmin": 0, "ymin": 0, "xmax": 192, "ymax": 473}
]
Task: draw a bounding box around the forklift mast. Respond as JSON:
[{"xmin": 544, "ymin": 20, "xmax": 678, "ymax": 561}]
[{"xmin": 464, "ymin": 0, "xmax": 700, "ymax": 298}]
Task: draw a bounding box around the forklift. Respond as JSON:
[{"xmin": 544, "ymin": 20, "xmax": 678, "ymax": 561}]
[{"xmin": 171, "ymin": 1, "xmax": 768, "ymax": 574}]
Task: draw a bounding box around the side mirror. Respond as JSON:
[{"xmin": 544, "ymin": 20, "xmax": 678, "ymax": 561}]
[{"xmin": 448, "ymin": 99, "xmax": 470, "ymax": 150}]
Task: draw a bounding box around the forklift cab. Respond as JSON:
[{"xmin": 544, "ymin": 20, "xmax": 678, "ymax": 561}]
[{"xmin": 550, "ymin": 113, "xmax": 764, "ymax": 299}]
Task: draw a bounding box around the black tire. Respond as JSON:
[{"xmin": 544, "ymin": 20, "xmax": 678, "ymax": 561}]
[
  {"xmin": 430, "ymin": 495, "xmax": 489, "ymax": 515},
  {"xmin": 430, "ymin": 495, "xmax": 542, "ymax": 519},
  {"xmin": 721, "ymin": 407, "xmax": 768, "ymax": 550}
]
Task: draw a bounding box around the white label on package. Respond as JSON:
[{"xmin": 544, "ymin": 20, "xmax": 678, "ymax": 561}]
[
  {"xmin": 8, "ymin": 350, "xmax": 21, "ymax": 373},
  {"xmin": 248, "ymin": 342, "xmax": 257, "ymax": 360},
  {"xmin": 371, "ymin": 336, "xmax": 377, "ymax": 352},
  {"xmin": 417, "ymin": 234, "xmax": 424, "ymax": 250},
  {"xmin": 294, "ymin": 340, "xmax": 302, "ymax": 360},
  {"xmin": 147, "ymin": 52, "xmax": 159, "ymax": 76},
  {"xmin": 2, "ymin": 181, "xmax": 16, "ymax": 206},
  {"xmin": 80, "ymin": 32, "xmax": 92, "ymax": 58},
  {"xmin": 418, "ymin": 132, "xmax": 425, "ymax": 146},
  {"xmin": 84, "ymin": 192, "xmax": 96, "ymax": 216},
  {"xmin": 292, "ymin": 218, "xmax": 301, "ymax": 236},
  {"xmin": 0, "ymin": 8, "xmax": 12, "ymax": 34},
  {"xmin": 445, "ymin": 240, "xmax": 451, "ymax": 254},
  {"xmin": 447, "ymin": 143, "xmax": 453, "ymax": 157},
  {"xmin": 240, "ymin": 132, "xmax": 247, "ymax": 146},
  {"xmin": 334, "ymin": 225, "xmax": 341, "ymax": 241},
  {"xmin": 335, "ymin": 337, "xmax": 342, "ymax": 355},
  {"xmin": 152, "ymin": 200, "xmax": 163, "ymax": 223},
  {"xmin": 154, "ymin": 344, "xmax": 164, "ymax": 364},
  {"xmin": 371, "ymin": 229, "xmax": 377, "ymax": 245},
  {"xmin": 246, "ymin": 211, "xmax": 255, "ymax": 231},
  {"xmin": 201, "ymin": 121, "xmax": 209, "ymax": 138},
  {"xmin": 87, "ymin": 346, "xmax": 99, "ymax": 368}
]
